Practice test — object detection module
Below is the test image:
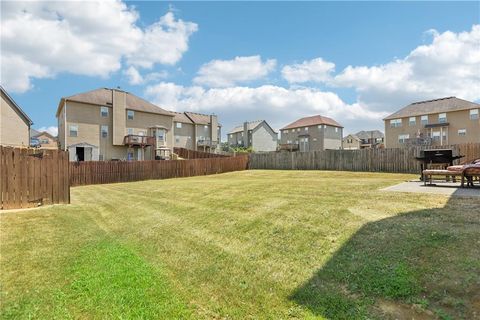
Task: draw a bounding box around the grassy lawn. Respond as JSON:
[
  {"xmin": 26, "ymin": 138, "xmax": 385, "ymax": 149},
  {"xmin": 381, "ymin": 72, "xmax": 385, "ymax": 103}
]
[{"xmin": 1, "ymin": 170, "xmax": 479, "ymax": 319}]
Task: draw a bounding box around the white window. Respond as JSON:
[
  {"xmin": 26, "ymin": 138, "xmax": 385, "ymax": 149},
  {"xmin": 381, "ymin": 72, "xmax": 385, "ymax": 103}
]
[
  {"xmin": 127, "ymin": 128, "xmax": 134, "ymax": 135},
  {"xmin": 287, "ymin": 140, "xmax": 292, "ymax": 144},
  {"xmin": 204, "ymin": 125, "xmax": 209, "ymax": 130},
  {"xmin": 69, "ymin": 125, "xmax": 78, "ymax": 137},
  {"xmin": 313, "ymin": 138, "xmax": 317, "ymax": 141},
  {"xmin": 390, "ymin": 119, "xmax": 402, "ymax": 128},
  {"xmin": 305, "ymin": 127, "xmax": 308, "ymax": 132},
  {"xmin": 101, "ymin": 106, "xmax": 108, "ymax": 117},
  {"xmin": 398, "ymin": 134, "xmax": 409, "ymax": 143},
  {"xmin": 421, "ymin": 115, "xmax": 428, "ymax": 125},
  {"xmin": 297, "ymin": 128, "xmax": 300, "ymax": 132},
  {"xmin": 335, "ymin": 127, "xmax": 338, "ymax": 133},
  {"xmin": 175, "ymin": 135, "xmax": 180, "ymax": 143},
  {"xmin": 101, "ymin": 125, "xmax": 108, "ymax": 138},
  {"xmin": 238, "ymin": 140, "xmax": 243, "ymax": 145},
  {"xmin": 409, "ymin": 117, "xmax": 416, "ymax": 126},
  {"xmin": 284, "ymin": 129, "xmax": 289, "ymax": 133},
  {"xmin": 241, "ymin": 132, "xmax": 244, "ymax": 137},
  {"xmin": 432, "ymin": 131, "xmax": 441, "ymax": 141},
  {"xmin": 458, "ymin": 129, "xmax": 467, "ymax": 136},
  {"xmin": 127, "ymin": 110, "xmax": 134, "ymax": 120},
  {"xmin": 470, "ymin": 109, "xmax": 479, "ymax": 120},
  {"xmin": 176, "ymin": 122, "xmax": 182, "ymax": 129},
  {"xmin": 318, "ymin": 125, "xmax": 322, "ymax": 129},
  {"xmin": 438, "ymin": 113, "xmax": 447, "ymax": 123}
]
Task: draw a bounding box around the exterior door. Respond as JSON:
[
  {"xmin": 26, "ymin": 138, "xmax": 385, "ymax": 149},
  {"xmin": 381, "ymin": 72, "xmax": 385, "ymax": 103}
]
[
  {"xmin": 300, "ymin": 137, "xmax": 309, "ymax": 152},
  {"xmin": 137, "ymin": 148, "xmax": 144, "ymax": 161}
]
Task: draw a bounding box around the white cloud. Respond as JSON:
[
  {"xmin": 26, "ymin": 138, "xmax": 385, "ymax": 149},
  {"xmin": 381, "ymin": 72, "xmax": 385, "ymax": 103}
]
[
  {"xmin": 333, "ymin": 25, "xmax": 480, "ymax": 109},
  {"xmin": 145, "ymin": 82, "xmax": 387, "ymax": 134},
  {"xmin": 37, "ymin": 126, "xmax": 58, "ymax": 137},
  {"xmin": 124, "ymin": 66, "xmax": 144, "ymax": 85},
  {"xmin": 193, "ymin": 55, "xmax": 277, "ymax": 87},
  {"xmin": 282, "ymin": 58, "xmax": 335, "ymax": 83},
  {"xmin": 123, "ymin": 66, "xmax": 169, "ymax": 85},
  {"xmin": 1, "ymin": 1, "xmax": 197, "ymax": 93},
  {"xmin": 127, "ymin": 12, "xmax": 198, "ymax": 68}
]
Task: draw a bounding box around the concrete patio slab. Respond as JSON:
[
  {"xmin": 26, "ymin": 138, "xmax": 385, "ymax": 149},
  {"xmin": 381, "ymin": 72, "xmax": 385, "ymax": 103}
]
[{"xmin": 381, "ymin": 181, "xmax": 480, "ymax": 197}]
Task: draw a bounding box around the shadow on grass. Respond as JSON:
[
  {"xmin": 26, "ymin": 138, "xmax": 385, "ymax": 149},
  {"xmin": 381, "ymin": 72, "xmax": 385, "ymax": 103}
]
[{"xmin": 290, "ymin": 196, "xmax": 480, "ymax": 319}]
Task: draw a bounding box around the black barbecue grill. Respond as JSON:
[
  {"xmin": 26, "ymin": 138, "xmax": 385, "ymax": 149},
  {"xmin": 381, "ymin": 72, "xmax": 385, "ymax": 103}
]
[{"xmin": 415, "ymin": 149, "xmax": 464, "ymax": 180}]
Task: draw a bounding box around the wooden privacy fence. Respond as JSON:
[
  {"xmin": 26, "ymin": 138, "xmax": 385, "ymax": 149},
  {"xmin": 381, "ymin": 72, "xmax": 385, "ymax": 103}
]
[
  {"xmin": 174, "ymin": 147, "xmax": 228, "ymax": 159},
  {"xmin": 249, "ymin": 143, "xmax": 480, "ymax": 174},
  {"xmin": 0, "ymin": 146, "xmax": 70, "ymax": 210},
  {"xmin": 70, "ymin": 155, "xmax": 249, "ymax": 186}
]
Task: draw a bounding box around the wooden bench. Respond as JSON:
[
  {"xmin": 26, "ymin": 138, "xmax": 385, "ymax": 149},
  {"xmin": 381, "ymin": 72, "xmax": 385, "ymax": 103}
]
[
  {"xmin": 422, "ymin": 169, "xmax": 463, "ymax": 186},
  {"xmin": 423, "ymin": 168, "xmax": 480, "ymax": 188}
]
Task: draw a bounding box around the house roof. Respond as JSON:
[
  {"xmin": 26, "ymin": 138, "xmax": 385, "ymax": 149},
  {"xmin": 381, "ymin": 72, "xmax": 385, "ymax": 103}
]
[
  {"xmin": 228, "ymin": 120, "xmax": 264, "ymax": 134},
  {"xmin": 173, "ymin": 112, "xmax": 193, "ymax": 124},
  {"xmin": 281, "ymin": 115, "xmax": 343, "ymax": 130},
  {"xmin": 57, "ymin": 88, "xmax": 174, "ymax": 117},
  {"xmin": 31, "ymin": 130, "xmax": 57, "ymax": 140},
  {"xmin": 30, "ymin": 128, "xmax": 41, "ymax": 137},
  {"xmin": 1, "ymin": 85, "xmax": 33, "ymax": 126},
  {"xmin": 355, "ymin": 130, "xmax": 384, "ymax": 140},
  {"xmin": 384, "ymin": 97, "xmax": 480, "ymax": 120},
  {"xmin": 343, "ymin": 134, "xmax": 361, "ymax": 141},
  {"xmin": 184, "ymin": 112, "xmax": 221, "ymax": 126}
]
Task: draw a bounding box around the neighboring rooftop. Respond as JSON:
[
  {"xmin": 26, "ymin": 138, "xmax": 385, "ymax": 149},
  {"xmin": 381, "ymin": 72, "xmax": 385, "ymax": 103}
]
[
  {"xmin": 281, "ymin": 115, "xmax": 343, "ymax": 130},
  {"xmin": 57, "ymin": 88, "xmax": 173, "ymax": 117},
  {"xmin": 384, "ymin": 97, "xmax": 480, "ymax": 120},
  {"xmin": 355, "ymin": 130, "xmax": 384, "ymax": 140},
  {"xmin": 173, "ymin": 112, "xmax": 193, "ymax": 124},
  {"xmin": 184, "ymin": 112, "xmax": 221, "ymax": 126},
  {"xmin": 30, "ymin": 129, "xmax": 57, "ymax": 139},
  {"xmin": 1, "ymin": 85, "xmax": 33, "ymax": 125},
  {"xmin": 228, "ymin": 120, "xmax": 265, "ymax": 134}
]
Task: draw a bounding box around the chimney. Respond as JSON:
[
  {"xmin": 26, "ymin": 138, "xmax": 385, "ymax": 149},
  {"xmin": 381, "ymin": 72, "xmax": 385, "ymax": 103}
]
[
  {"xmin": 210, "ymin": 114, "xmax": 218, "ymax": 143},
  {"xmin": 243, "ymin": 121, "xmax": 248, "ymax": 147},
  {"xmin": 112, "ymin": 89, "xmax": 127, "ymax": 145}
]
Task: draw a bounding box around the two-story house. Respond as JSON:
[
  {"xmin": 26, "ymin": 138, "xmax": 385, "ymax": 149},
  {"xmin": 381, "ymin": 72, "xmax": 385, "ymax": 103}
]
[
  {"xmin": 279, "ymin": 115, "xmax": 343, "ymax": 152},
  {"xmin": 57, "ymin": 88, "xmax": 175, "ymax": 161},
  {"xmin": 343, "ymin": 130, "xmax": 384, "ymax": 149},
  {"xmin": 30, "ymin": 129, "xmax": 58, "ymax": 149},
  {"xmin": 173, "ymin": 112, "xmax": 220, "ymax": 152},
  {"xmin": 384, "ymin": 97, "xmax": 480, "ymax": 148},
  {"xmin": 1, "ymin": 86, "xmax": 33, "ymax": 147},
  {"xmin": 227, "ymin": 120, "xmax": 278, "ymax": 152}
]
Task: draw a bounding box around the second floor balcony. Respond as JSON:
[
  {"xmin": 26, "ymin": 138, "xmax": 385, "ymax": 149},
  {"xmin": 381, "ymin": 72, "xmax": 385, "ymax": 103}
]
[
  {"xmin": 197, "ymin": 139, "xmax": 218, "ymax": 147},
  {"xmin": 279, "ymin": 143, "xmax": 299, "ymax": 151},
  {"xmin": 123, "ymin": 134, "xmax": 155, "ymax": 147}
]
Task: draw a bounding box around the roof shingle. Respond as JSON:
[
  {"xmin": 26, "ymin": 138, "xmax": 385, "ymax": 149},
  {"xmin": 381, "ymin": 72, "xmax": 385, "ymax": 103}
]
[
  {"xmin": 384, "ymin": 97, "xmax": 480, "ymax": 120},
  {"xmin": 281, "ymin": 115, "xmax": 343, "ymax": 130},
  {"xmin": 62, "ymin": 88, "xmax": 173, "ymax": 116}
]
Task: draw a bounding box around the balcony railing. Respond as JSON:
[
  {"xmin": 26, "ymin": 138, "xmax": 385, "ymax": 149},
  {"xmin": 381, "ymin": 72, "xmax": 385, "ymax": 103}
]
[
  {"xmin": 123, "ymin": 135, "xmax": 155, "ymax": 147},
  {"xmin": 279, "ymin": 143, "xmax": 299, "ymax": 151},
  {"xmin": 197, "ymin": 139, "xmax": 218, "ymax": 147}
]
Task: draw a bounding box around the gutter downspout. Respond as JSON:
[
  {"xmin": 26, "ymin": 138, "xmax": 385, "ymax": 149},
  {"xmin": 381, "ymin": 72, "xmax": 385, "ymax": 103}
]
[{"xmin": 64, "ymin": 99, "xmax": 67, "ymax": 151}]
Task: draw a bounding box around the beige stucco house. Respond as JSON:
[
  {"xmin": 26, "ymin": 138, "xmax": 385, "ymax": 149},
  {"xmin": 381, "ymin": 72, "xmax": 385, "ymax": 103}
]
[
  {"xmin": 57, "ymin": 88, "xmax": 175, "ymax": 161},
  {"xmin": 173, "ymin": 112, "xmax": 220, "ymax": 152},
  {"xmin": 227, "ymin": 120, "xmax": 278, "ymax": 152},
  {"xmin": 279, "ymin": 115, "xmax": 343, "ymax": 152},
  {"xmin": 30, "ymin": 129, "xmax": 58, "ymax": 149},
  {"xmin": 384, "ymin": 97, "xmax": 480, "ymax": 148},
  {"xmin": 343, "ymin": 130, "xmax": 384, "ymax": 150},
  {"xmin": 0, "ymin": 86, "xmax": 33, "ymax": 147}
]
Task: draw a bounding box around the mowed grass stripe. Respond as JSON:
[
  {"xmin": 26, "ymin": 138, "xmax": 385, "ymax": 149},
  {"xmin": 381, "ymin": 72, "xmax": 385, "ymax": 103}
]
[{"xmin": 1, "ymin": 171, "xmax": 479, "ymax": 319}]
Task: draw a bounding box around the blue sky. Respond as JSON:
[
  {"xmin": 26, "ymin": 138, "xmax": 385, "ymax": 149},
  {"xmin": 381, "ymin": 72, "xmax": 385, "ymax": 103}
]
[{"xmin": 2, "ymin": 1, "xmax": 479, "ymax": 137}]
